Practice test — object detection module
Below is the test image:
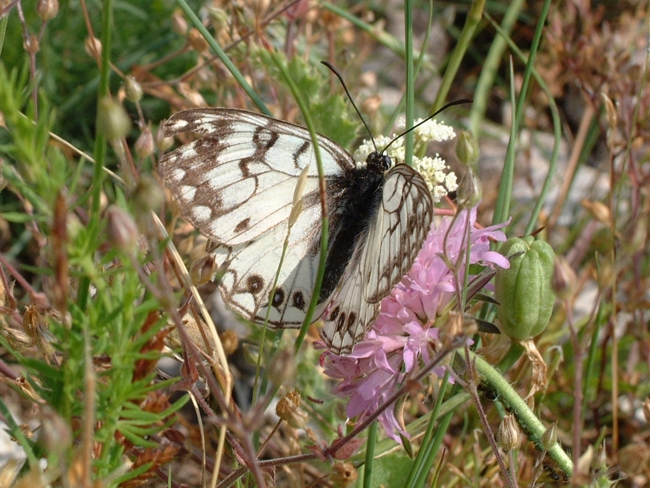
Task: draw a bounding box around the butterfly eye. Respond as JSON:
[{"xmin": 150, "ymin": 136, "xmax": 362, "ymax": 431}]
[{"xmin": 366, "ymin": 152, "xmax": 392, "ymax": 173}]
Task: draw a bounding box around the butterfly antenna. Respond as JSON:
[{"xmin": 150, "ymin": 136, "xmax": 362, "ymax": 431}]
[
  {"xmin": 321, "ymin": 61, "xmax": 379, "ymax": 153},
  {"xmin": 382, "ymin": 99, "xmax": 473, "ymax": 153}
]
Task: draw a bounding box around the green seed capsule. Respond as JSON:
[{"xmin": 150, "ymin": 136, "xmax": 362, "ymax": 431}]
[{"xmin": 495, "ymin": 236, "xmax": 556, "ymax": 341}]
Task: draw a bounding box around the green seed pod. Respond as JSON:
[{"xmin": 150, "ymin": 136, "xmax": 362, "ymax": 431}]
[
  {"xmin": 456, "ymin": 130, "xmax": 480, "ymax": 169},
  {"xmin": 96, "ymin": 97, "xmax": 131, "ymax": 140},
  {"xmin": 495, "ymin": 236, "xmax": 556, "ymax": 341}
]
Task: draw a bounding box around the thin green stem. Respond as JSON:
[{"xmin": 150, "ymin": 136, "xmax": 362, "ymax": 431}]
[
  {"xmin": 404, "ymin": 0, "xmax": 415, "ymax": 166},
  {"xmin": 468, "ymin": 351, "xmax": 574, "ymax": 477},
  {"xmin": 174, "ymin": 0, "xmax": 270, "ymax": 115},
  {"xmin": 405, "ymin": 373, "xmax": 451, "ymax": 488},
  {"xmin": 432, "ymin": 0, "xmax": 485, "ymax": 112},
  {"xmin": 0, "ymin": 13, "xmax": 8, "ymax": 56},
  {"xmin": 81, "ymin": 0, "xmax": 114, "ymax": 313},
  {"xmin": 493, "ymin": 0, "xmax": 553, "ymax": 228},
  {"xmin": 322, "ymin": 2, "xmax": 424, "ymax": 62},
  {"xmin": 583, "ymin": 300, "xmax": 605, "ymax": 412},
  {"xmin": 483, "ymin": 8, "xmax": 561, "ymax": 234},
  {"xmin": 384, "ymin": 0, "xmax": 436, "ymax": 136},
  {"xmin": 362, "ymin": 421, "xmax": 378, "ymax": 488},
  {"xmin": 494, "ymin": 58, "xmax": 516, "ymax": 230},
  {"xmin": 418, "ymin": 410, "xmax": 453, "ymax": 487},
  {"xmin": 269, "ymin": 54, "xmax": 328, "ymax": 355},
  {"xmin": 469, "ymin": 0, "xmax": 525, "ymax": 137}
]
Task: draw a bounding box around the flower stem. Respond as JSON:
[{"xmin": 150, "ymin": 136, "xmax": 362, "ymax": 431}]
[
  {"xmin": 465, "ymin": 346, "xmax": 515, "ymax": 488},
  {"xmin": 466, "ymin": 351, "xmax": 574, "ymax": 477}
]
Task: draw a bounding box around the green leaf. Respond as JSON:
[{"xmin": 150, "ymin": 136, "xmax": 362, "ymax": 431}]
[{"xmin": 364, "ymin": 453, "xmax": 414, "ymax": 488}]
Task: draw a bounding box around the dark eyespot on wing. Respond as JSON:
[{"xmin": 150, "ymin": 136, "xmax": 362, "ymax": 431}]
[
  {"xmin": 272, "ymin": 288, "xmax": 285, "ymax": 307},
  {"xmin": 246, "ymin": 275, "xmax": 265, "ymax": 294},
  {"xmin": 292, "ymin": 291, "xmax": 306, "ymax": 311}
]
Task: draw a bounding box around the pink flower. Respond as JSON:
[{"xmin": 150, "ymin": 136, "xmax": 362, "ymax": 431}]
[{"xmin": 321, "ymin": 206, "xmax": 509, "ymax": 442}]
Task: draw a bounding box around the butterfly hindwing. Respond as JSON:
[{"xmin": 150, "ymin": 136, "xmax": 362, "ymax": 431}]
[
  {"xmin": 320, "ymin": 164, "xmax": 434, "ymax": 354},
  {"xmin": 362, "ymin": 164, "xmax": 434, "ymax": 302},
  {"xmin": 213, "ymin": 204, "xmax": 324, "ymax": 326},
  {"xmin": 160, "ymin": 108, "xmax": 353, "ymax": 326}
]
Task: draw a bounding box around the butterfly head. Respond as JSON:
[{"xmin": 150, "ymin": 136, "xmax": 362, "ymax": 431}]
[{"xmin": 366, "ymin": 151, "xmax": 392, "ymax": 174}]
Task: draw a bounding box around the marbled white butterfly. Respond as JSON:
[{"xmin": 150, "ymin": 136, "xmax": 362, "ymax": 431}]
[{"xmin": 159, "ymin": 108, "xmax": 434, "ymax": 354}]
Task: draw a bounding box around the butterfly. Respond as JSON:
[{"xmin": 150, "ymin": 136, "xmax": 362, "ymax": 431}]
[{"xmin": 159, "ymin": 108, "xmax": 434, "ymax": 354}]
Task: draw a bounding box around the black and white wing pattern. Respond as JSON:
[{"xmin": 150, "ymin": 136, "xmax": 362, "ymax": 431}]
[
  {"xmin": 159, "ymin": 107, "xmax": 434, "ymax": 355},
  {"xmin": 320, "ymin": 165, "xmax": 434, "ymax": 354},
  {"xmin": 160, "ymin": 108, "xmax": 353, "ymax": 327}
]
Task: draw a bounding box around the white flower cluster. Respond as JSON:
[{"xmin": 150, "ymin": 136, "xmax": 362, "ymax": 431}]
[
  {"xmin": 410, "ymin": 117, "xmax": 456, "ymax": 143},
  {"xmin": 353, "ymin": 118, "xmax": 457, "ymax": 202}
]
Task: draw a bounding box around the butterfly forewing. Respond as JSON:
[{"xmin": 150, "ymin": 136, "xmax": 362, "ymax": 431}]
[
  {"xmin": 160, "ymin": 109, "xmax": 354, "ymax": 246},
  {"xmin": 160, "ymin": 108, "xmax": 353, "ymax": 327},
  {"xmin": 319, "ymin": 164, "xmax": 434, "ymax": 354}
]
